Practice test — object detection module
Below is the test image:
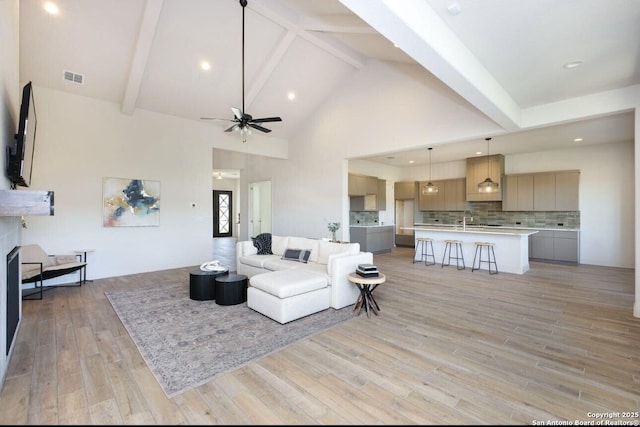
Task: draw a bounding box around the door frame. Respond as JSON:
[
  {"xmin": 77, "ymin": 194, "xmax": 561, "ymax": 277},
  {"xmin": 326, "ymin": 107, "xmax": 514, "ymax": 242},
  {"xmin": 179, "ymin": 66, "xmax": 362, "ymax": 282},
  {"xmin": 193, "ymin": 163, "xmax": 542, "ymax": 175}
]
[{"xmin": 213, "ymin": 190, "xmax": 233, "ymax": 238}]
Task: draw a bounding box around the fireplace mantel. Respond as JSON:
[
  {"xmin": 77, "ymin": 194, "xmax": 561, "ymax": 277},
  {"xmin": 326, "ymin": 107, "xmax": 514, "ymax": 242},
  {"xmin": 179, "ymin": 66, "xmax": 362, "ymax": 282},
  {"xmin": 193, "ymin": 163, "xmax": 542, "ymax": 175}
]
[{"xmin": 0, "ymin": 190, "xmax": 54, "ymax": 216}]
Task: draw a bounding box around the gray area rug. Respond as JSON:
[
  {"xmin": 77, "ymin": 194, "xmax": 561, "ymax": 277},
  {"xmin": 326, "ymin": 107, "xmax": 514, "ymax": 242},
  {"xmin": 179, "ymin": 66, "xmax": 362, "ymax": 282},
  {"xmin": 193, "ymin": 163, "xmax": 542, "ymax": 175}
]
[{"xmin": 106, "ymin": 281, "xmax": 355, "ymax": 398}]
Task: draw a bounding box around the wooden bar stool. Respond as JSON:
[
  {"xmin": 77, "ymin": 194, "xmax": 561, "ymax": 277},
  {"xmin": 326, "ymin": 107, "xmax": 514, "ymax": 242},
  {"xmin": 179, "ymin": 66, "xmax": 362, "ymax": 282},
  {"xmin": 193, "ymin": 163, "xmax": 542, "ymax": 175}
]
[
  {"xmin": 472, "ymin": 242, "xmax": 498, "ymax": 274},
  {"xmin": 413, "ymin": 237, "xmax": 436, "ymax": 266},
  {"xmin": 441, "ymin": 240, "xmax": 465, "ymax": 270}
]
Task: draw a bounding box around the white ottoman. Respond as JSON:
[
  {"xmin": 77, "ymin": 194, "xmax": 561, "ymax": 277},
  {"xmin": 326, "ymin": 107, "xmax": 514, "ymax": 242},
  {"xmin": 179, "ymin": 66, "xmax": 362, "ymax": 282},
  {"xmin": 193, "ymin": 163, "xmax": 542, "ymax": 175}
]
[{"xmin": 247, "ymin": 269, "xmax": 330, "ymax": 324}]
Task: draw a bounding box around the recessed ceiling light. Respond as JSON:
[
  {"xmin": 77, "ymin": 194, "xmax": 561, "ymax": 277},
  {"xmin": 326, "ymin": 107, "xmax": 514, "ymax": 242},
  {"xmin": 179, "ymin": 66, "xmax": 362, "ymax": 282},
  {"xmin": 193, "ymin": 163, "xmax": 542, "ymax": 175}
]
[
  {"xmin": 287, "ymin": 92, "xmax": 296, "ymax": 100},
  {"xmin": 563, "ymin": 60, "xmax": 583, "ymax": 69},
  {"xmin": 447, "ymin": 3, "xmax": 461, "ymax": 15},
  {"xmin": 44, "ymin": 1, "xmax": 59, "ymax": 14},
  {"xmin": 475, "ymin": 151, "xmax": 482, "ymax": 155},
  {"xmin": 574, "ymin": 137, "xmax": 583, "ymax": 142},
  {"xmin": 409, "ymin": 160, "xmax": 414, "ymax": 164},
  {"xmin": 200, "ymin": 61, "xmax": 211, "ymax": 71}
]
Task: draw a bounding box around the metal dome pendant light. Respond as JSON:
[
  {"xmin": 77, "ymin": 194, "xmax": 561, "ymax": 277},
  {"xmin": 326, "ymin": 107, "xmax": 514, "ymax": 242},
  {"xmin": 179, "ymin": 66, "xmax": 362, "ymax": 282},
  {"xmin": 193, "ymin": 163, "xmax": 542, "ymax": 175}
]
[
  {"xmin": 478, "ymin": 137, "xmax": 499, "ymax": 193},
  {"xmin": 421, "ymin": 147, "xmax": 438, "ymax": 195}
]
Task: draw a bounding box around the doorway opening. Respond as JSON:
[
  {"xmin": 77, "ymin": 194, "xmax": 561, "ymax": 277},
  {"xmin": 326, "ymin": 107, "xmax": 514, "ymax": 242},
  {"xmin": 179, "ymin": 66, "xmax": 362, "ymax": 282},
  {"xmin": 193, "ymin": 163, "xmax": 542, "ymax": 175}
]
[{"xmin": 249, "ymin": 180, "xmax": 272, "ymax": 237}]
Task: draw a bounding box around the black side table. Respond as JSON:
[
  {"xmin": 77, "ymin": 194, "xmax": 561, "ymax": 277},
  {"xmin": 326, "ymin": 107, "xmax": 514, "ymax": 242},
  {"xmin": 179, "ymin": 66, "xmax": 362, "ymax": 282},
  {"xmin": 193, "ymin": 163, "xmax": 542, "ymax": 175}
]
[
  {"xmin": 189, "ymin": 268, "xmax": 229, "ymax": 301},
  {"xmin": 215, "ymin": 274, "xmax": 248, "ymax": 305}
]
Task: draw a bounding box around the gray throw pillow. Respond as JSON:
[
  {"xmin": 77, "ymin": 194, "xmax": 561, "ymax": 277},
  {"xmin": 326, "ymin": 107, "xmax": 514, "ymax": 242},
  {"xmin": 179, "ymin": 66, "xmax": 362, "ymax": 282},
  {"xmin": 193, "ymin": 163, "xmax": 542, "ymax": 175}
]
[{"xmin": 281, "ymin": 248, "xmax": 311, "ymax": 263}]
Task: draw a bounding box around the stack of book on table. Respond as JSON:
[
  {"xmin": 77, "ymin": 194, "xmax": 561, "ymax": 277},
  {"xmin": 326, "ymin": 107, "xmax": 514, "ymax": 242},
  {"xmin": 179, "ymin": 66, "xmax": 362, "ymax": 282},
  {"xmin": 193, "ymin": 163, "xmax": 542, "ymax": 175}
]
[{"xmin": 356, "ymin": 263, "xmax": 379, "ymax": 278}]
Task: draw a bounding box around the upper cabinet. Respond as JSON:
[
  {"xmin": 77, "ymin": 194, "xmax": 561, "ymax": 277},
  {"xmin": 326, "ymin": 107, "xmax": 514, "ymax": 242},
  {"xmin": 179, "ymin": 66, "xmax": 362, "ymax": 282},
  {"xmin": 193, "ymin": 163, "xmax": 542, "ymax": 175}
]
[
  {"xmin": 394, "ymin": 181, "xmax": 416, "ymax": 200},
  {"xmin": 465, "ymin": 154, "xmax": 504, "ymax": 201},
  {"xmin": 348, "ymin": 173, "xmax": 378, "ymax": 196},
  {"xmin": 419, "ymin": 178, "xmax": 466, "ymax": 211},
  {"xmin": 503, "ymin": 174, "xmax": 534, "ymax": 211},
  {"xmin": 554, "ymin": 171, "xmax": 579, "ymax": 210},
  {"xmin": 504, "ymin": 170, "xmax": 579, "ymax": 211},
  {"xmin": 349, "ymin": 174, "xmax": 386, "ymax": 211},
  {"xmin": 377, "ymin": 179, "xmax": 387, "ymax": 210}
]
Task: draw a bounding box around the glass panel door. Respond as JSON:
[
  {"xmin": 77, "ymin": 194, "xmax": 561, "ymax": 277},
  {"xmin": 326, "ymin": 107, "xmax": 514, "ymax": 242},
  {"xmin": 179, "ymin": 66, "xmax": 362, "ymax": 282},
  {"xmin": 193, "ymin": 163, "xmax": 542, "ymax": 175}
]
[{"xmin": 213, "ymin": 190, "xmax": 233, "ymax": 237}]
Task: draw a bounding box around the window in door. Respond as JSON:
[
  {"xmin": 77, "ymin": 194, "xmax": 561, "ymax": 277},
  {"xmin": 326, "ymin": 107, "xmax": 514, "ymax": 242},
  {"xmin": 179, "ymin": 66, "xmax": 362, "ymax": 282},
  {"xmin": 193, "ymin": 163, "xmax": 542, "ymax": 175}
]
[{"xmin": 213, "ymin": 190, "xmax": 233, "ymax": 237}]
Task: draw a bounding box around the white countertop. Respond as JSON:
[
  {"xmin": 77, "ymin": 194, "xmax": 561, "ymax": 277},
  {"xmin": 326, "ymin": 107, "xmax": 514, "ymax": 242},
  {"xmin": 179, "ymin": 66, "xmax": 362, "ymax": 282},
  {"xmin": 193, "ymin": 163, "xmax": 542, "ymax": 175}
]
[
  {"xmin": 404, "ymin": 225, "xmax": 538, "ymax": 236},
  {"xmin": 413, "ymin": 223, "xmax": 579, "ymax": 232},
  {"xmin": 350, "ymin": 224, "xmax": 394, "ymax": 228}
]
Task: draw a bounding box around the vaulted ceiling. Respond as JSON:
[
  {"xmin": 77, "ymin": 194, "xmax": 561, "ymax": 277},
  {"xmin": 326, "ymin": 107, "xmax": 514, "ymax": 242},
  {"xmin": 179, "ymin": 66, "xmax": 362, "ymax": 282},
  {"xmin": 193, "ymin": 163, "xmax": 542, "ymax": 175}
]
[{"xmin": 19, "ymin": 0, "xmax": 640, "ymax": 167}]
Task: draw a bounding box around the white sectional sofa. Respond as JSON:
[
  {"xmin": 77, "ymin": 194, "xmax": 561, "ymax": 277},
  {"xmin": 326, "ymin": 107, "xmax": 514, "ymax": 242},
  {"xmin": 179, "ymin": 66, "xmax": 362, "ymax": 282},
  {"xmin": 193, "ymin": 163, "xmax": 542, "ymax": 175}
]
[{"xmin": 236, "ymin": 235, "xmax": 373, "ymax": 316}]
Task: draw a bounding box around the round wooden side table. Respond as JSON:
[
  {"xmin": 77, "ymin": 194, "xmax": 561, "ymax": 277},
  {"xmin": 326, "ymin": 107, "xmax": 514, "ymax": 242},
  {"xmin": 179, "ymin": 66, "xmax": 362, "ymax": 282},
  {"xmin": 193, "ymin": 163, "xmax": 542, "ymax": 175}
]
[{"xmin": 347, "ymin": 272, "xmax": 386, "ymax": 318}]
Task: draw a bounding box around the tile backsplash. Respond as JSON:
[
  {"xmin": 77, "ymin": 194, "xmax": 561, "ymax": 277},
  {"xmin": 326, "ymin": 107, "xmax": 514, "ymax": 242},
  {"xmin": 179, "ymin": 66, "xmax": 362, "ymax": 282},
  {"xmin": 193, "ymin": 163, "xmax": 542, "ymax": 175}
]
[
  {"xmin": 350, "ymin": 211, "xmax": 380, "ymax": 225},
  {"xmin": 418, "ymin": 202, "xmax": 580, "ymax": 228}
]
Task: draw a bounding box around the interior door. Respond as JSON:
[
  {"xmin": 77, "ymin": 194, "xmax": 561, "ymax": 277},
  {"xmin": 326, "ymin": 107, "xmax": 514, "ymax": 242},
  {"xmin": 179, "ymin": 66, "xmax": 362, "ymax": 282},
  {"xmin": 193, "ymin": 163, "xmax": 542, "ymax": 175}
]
[
  {"xmin": 213, "ymin": 190, "xmax": 233, "ymax": 238},
  {"xmin": 248, "ymin": 180, "xmax": 272, "ymax": 237}
]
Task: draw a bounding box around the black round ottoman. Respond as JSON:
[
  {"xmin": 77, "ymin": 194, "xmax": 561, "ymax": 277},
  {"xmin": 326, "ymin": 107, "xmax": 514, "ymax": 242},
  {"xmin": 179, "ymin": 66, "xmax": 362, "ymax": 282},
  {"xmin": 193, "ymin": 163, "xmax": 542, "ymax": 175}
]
[
  {"xmin": 215, "ymin": 273, "xmax": 248, "ymax": 305},
  {"xmin": 189, "ymin": 269, "xmax": 229, "ymax": 301}
]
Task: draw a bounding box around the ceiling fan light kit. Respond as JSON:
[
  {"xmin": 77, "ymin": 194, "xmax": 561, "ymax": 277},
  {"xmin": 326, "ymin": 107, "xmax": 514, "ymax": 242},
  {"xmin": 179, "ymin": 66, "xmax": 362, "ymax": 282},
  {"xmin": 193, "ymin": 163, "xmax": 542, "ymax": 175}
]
[
  {"xmin": 477, "ymin": 137, "xmax": 498, "ymax": 193},
  {"xmin": 200, "ymin": 0, "xmax": 282, "ymax": 142}
]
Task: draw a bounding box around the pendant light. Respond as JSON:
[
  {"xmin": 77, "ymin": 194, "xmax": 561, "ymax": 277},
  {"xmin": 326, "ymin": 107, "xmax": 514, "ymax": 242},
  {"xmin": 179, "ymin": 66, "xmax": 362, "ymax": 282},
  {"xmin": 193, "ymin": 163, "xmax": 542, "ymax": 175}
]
[
  {"xmin": 478, "ymin": 137, "xmax": 499, "ymax": 193},
  {"xmin": 421, "ymin": 147, "xmax": 438, "ymax": 195}
]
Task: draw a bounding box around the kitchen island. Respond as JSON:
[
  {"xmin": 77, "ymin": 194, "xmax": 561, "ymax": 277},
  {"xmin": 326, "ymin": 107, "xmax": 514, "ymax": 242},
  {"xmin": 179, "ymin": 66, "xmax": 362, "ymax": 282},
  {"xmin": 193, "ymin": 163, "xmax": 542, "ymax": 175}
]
[
  {"xmin": 350, "ymin": 225, "xmax": 394, "ymax": 254},
  {"xmin": 403, "ymin": 225, "xmax": 538, "ymax": 274}
]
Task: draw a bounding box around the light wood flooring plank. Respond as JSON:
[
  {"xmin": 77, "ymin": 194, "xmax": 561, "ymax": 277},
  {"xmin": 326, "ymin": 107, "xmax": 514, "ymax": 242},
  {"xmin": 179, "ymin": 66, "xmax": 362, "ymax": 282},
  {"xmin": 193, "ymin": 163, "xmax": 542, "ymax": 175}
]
[{"xmin": 1, "ymin": 247, "xmax": 638, "ymax": 424}]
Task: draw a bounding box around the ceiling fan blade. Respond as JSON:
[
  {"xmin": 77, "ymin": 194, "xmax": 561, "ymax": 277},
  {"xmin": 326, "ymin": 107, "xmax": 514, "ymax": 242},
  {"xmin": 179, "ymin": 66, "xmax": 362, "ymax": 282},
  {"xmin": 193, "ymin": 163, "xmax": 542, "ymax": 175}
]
[
  {"xmin": 224, "ymin": 124, "xmax": 240, "ymax": 133},
  {"xmin": 251, "ymin": 116, "xmax": 282, "ymax": 123},
  {"xmin": 231, "ymin": 107, "xmax": 243, "ymax": 120},
  {"xmin": 200, "ymin": 117, "xmax": 233, "ymax": 122},
  {"xmin": 248, "ymin": 123, "xmax": 272, "ymax": 133}
]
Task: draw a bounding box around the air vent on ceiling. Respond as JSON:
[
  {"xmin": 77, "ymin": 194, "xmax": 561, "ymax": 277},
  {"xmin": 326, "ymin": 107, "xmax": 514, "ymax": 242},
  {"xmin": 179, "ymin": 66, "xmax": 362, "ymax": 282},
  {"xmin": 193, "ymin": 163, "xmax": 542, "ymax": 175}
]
[{"xmin": 63, "ymin": 70, "xmax": 84, "ymax": 84}]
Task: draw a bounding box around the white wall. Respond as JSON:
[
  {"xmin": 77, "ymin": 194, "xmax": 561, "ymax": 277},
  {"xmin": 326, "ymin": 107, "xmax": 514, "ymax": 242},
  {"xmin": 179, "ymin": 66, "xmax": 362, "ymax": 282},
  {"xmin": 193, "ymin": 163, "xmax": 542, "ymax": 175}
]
[
  {"xmin": 21, "ymin": 87, "xmax": 234, "ymax": 281},
  {"xmin": 17, "ymin": 57, "xmax": 637, "ymax": 279},
  {"xmin": 266, "ymin": 59, "xmax": 507, "ymax": 242}
]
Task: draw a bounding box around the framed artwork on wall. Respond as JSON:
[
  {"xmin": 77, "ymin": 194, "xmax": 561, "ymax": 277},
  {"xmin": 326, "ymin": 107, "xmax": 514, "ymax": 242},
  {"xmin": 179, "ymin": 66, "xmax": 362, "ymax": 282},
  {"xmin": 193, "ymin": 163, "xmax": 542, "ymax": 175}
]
[{"xmin": 103, "ymin": 177, "xmax": 160, "ymax": 227}]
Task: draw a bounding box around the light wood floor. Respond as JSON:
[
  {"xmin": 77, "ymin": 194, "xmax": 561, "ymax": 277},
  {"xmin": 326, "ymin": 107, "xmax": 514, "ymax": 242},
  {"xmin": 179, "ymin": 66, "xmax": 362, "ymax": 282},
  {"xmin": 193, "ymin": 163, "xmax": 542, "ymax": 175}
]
[{"xmin": 1, "ymin": 245, "xmax": 639, "ymax": 425}]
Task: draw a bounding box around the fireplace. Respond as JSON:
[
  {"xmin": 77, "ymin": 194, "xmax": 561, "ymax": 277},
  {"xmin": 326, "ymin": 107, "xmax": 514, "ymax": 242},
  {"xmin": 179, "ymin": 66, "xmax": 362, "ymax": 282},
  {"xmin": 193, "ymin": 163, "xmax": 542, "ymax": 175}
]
[{"xmin": 6, "ymin": 246, "xmax": 20, "ymax": 355}]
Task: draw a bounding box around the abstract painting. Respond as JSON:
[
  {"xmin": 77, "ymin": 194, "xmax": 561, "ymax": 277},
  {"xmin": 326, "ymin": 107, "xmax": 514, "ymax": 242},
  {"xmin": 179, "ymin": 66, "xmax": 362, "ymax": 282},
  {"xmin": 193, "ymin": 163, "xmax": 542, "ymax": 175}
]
[{"xmin": 103, "ymin": 177, "xmax": 160, "ymax": 227}]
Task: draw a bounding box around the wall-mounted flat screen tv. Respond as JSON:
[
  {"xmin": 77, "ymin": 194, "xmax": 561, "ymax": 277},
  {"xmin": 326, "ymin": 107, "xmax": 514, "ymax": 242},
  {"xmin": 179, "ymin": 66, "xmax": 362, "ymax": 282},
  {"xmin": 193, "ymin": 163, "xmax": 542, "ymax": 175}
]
[{"xmin": 6, "ymin": 81, "xmax": 37, "ymax": 188}]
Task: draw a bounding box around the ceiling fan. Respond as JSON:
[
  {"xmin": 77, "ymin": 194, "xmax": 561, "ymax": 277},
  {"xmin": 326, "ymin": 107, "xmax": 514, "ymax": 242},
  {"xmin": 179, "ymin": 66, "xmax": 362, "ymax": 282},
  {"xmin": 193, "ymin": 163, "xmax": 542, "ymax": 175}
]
[{"xmin": 200, "ymin": 0, "xmax": 282, "ymax": 142}]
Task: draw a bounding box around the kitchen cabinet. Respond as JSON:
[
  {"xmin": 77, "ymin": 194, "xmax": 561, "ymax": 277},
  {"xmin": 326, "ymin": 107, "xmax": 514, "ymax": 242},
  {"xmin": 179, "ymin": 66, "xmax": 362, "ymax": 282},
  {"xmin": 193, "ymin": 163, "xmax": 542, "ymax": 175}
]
[
  {"xmin": 348, "ymin": 174, "xmax": 378, "ymax": 196},
  {"xmin": 533, "ymin": 174, "xmax": 556, "ymax": 211},
  {"xmin": 554, "ymin": 171, "xmax": 579, "ymax": 210},
  {"xmin": 350, "ymin": 195, "xmax": 376, "ymax": 211},
  {"xmin": 418, "ymin": 180, "xmax": 444, "ymax": 210},
  {"xmin": 350, "ymin": 226, "xmax": 394, "ymax": 254},
  {"xmin": 394, "ymin": 181, "xmax": 416, "ymax": 200},
  {"xmin": 465, "ymin": 154, "xmax": 504, "ymax": 201},
  {"xmin": 377, "ymin": 179, "xmax": 387, "ymax": 210},
  {"xmin": 419, "ymin": 178, "xmax": 466, "ymax": 211},
  {"xmin": 529, "ymin": 230, "xmax": 579, "ymax": 263},
  {"xmin": 349, "ymin": 177, "xmax": 386, "ymax": 211},
  {"xmin": 445, "ymin": 178, "xmax": 467, "ymax": 211},
  {"xmin": 503, "ymin": 174, "xmax": 534, "ymax": 211},
  {"xmin": 505, "ymin": 170, "xmax": 579, "ymax": 211},
  {"xmin": 553, "ymin": 230, "xmax": 579, "ymax": 262}
]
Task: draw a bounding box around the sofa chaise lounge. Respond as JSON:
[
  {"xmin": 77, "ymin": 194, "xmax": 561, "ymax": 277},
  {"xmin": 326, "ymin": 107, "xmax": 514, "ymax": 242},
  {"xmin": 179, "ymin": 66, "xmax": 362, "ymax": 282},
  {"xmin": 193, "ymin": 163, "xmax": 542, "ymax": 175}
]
[{"xmin": 236, "ymin": 235, "xmax": 373, "ymax": 323}]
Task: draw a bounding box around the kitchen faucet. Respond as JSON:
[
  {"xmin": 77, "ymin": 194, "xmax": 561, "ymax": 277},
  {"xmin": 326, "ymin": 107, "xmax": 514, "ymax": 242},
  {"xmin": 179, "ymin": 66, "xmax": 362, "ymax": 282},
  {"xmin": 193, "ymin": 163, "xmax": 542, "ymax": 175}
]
[{"xmin": 462, "ymin": 208, "xmax": 473, "ymax": 231}]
